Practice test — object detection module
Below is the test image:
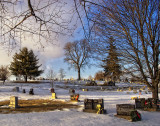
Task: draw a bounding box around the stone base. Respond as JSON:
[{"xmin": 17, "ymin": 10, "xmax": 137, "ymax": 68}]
[{"xmin": 83, "ymin": 109, "xmax": 107, "ymax": 114}]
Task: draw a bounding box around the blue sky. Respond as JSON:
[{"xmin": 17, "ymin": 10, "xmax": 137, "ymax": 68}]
[
  {"xmin": 44, "ymin": 57, "xmax": 102, "ymax": 79},
  {"xmin": 0, "ymin": 0, "xmax": 104, "ymax": 80}
]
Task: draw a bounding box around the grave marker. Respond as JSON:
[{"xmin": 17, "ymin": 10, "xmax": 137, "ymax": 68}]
[
  {"xmin": 9, "ymin": 96, "xmax": 18, "ymax": 108},
  {"xmin": 29, "ymin": 88, "xmax": 34, "ymax": 95},
  {"xmin": 12, "ymin": 87, "xmax": 19, "ymax": 92},
  {"xmin": 115, "ymin": 104, "xmax": 141, "ymax": 122},
  {"xmin": 83, "ymin": 99, "xmax": 107, "ymax": 114}
]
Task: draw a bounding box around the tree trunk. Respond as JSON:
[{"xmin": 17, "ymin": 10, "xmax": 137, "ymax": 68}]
[
  {"xmin": 3, "ymin": 80, "xmax": 5, "ymax": 85},
  {"xmin": 152, "ymin": 84, "xmax": 159, "ymax": 99},
  {"xmin": 24, "ymin": 75, "xmax": 27, "ymax": 82},
  {"xmin": 78, "ymin": 67, "xmax": 81, "ymax": 80}
]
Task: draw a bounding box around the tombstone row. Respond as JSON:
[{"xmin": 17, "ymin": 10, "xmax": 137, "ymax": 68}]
[{"xmin": 135, "ymin": 98, "xmax": 160, "ymax": 110}]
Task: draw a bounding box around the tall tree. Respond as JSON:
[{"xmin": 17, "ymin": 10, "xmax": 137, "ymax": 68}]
[
  {"xmin": 102, "ymin": 37, "xmax": 121, "ymax": 82},
  {"xmin": 64, "ymin": 39, "xmax": 91, "ymax": 80},
  {"xmin": 0, "ymin": 65, "xmax": 10, "ymax": 84},
  {"xmin": 77, "ymin": 0, "xmax": 160, "ymax": 99},
  {"xmin": 9, "ymin": 47, "xmax": 43, "ymax": 82},
  {"xmin": 59, "ymin": 68, "xmax": 66, "ymax": 81},
  {"xmin": 94, "ymin": 71, "xmax": 104, "ymax": 81}
]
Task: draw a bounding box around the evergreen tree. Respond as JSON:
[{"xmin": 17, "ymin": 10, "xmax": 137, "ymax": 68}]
[
  {"xmin": 9, "ymin": 47, "xmax": 43, "ymax": 82},
  {"xmin": 0, "ymin": 65, "xmax": 10, "ymax": 84},
  {"xmin": 102, "ymin": 37, "xmax": 121, "ymax": 82}
]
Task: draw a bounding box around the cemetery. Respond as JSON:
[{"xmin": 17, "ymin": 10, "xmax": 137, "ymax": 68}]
[{"xmin": 0, "ymin": 81, "xmax": 160, "ymax": 125}]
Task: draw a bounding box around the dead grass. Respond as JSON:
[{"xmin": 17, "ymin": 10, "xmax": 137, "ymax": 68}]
[{"xmin": 0, "ymin": 99, "xmax": 79, "ymax": 114}]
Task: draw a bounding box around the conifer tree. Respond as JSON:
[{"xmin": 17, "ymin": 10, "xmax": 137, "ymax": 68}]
[
  {"xmin": 102, "ymin": 37, "xmax": 121, "ymax": 82},
  {"xmin": 9, "ymin": 47, "xmax": 43, "ymax": 82}
]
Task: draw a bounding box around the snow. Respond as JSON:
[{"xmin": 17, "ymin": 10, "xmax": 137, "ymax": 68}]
[{"xmin": 0, "ymin": 81, "xmax": 160, "ymax": 126}]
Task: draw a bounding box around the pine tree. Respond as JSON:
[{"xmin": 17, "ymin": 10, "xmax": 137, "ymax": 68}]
[
  {"xmin": 0, "ymin": 65, "xmax": 10, "ymax": 84},
  {"xmin": 102, "ymin": 37, "xmax": 121, "ymax": 82},
  {"xmin": 9, "ymin": 47, "xmax": 43, "ymax": 82}
]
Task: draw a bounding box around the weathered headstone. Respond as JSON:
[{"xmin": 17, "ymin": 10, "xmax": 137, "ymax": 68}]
[
  {"xmin": 12, "ymin": 87, "xmax": 19, "ymax": 92},
  {"xmin": 22, "ymin": 89, "xmax": 26, "ymax": 93},
  {"xmin": 29, "ymin": 88, "xmax": 34, "ymax": 95},
  {"xmin": 69, "ymin": 89, "xmax": 75, "ymax": 94},
  {"xmin": 9, "ymin": 96, "xmax": 18, "ymax": 108},
  {"xmin": 83, "ymin": 99, "xmax": 106, "ymax": 114}
]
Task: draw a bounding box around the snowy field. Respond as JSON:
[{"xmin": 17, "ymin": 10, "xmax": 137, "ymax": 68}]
[{"xmin": 0, "ymin": 81, "xmax": 160, "ymax": 126}]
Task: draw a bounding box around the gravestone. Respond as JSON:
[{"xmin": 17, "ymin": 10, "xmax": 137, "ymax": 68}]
[
  {"xmin": 82, "ymin": 88, "xmax": 88, "ymax": 91},
  {"xmin": 70, "ymin": 94, "xmax": 79, "ymax": 101},
  {"xmin": 133, "ymin": 89, "xmax": 137, "ymax": 94},
  {"xmin": 69, "ymin": 89, "xmax": 75, "ymax": 94},
  {"xmin": 29, "ymin": 88, "xmax": 34, "ymax": 95},
  {"xmin": 103, "ymin": 81, "xmax": 115, "ymax": 86},
  {"xmin": 9, "ymin": 96, "xmax": 18, "ymax": 108},
  {"xmin": 146, "ymin": 98, "xmax": 159, "ymax": 109},
  {"xmin": 116, "ymin": 104, "xmax": 135, "ymax": 116},
  {"xmin": 22, "ymin": 89, "xmax": 26, "ymax": 93},
  {"xmin": 85, "ymin": 81, "xmax": 97, "ymax": 86},
  {"xmin": 116, "ymin": 104, "xmax": 141, "ymax": 121},
  {"xmin": 12, "ymin": 87, "xmax": 19, "ymax": 92},
  {"xmin": 51, "ymin": 88, "xmax": 54, "ymax": 93},
  {"xmin": 135, "ymin": 98, "xmax": 145, "ymax": 109},
  {"xmin": 129, "ymin": 87, "xmax": 133, "ymax": 91},
  {"xmin": 83, "ymin": 99, "xmax": 106, "ymax": 114}
]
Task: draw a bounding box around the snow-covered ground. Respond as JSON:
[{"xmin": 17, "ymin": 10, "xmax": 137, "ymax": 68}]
[{"xmin": 0, "ymin": 82, "xmax": 160, "ymax": 126}]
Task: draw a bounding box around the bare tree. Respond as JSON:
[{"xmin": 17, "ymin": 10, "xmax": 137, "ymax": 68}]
[
  {"xmin": 0, "ymin": 0, "xmax": 75, "ymax": 51},
  {"xmin": 0, "ymin": 65, "xmax": 10, "ymax": 84},
  {"xmin": 77, "ymin": 0, "xmax": 160, "ymax": 99},
  {"xmin": 47, "ymin": 69, "xmax": 56, "ymax": 88},
  {"xmin": 59, "ymin": 68, "xmax": 65, "ymax": 81},
  {"xmin": 64, "ymin": 39, "xmax": 91, "ymax": 80}
]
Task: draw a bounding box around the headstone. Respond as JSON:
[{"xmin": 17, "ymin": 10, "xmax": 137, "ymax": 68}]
[
  {"xmin": 135, "ymin": 98, "xmax": 145, "ymax": 109},
  {"xmin": 12, "ymin": 87, "xmax": 19, "ymax": 92},
  {"xmin": 9, "ymin": 96, "xmax": 18, "ymax": 108},
  {"xmin": 116, "ymin": 104, "xmax": 135, "ymax": 116},
  {"xmin": 22, "ymin": 89, "xmax": 26, "ymax": 93},
  {"xmin": 103, "ymin": 81, "xmax": 115, "ymax": 86},
  {"xmin": 83, "ymin": 99, "xmax": 107, "ymax": 114},
  {"xmin": 82, "ymin": 89, "xmax": 88, "ymax": 91},
  {"xmin": 51, "ymin": 88, "xmax": 54, "ymax": 93},
  {"xmin": 116, "ymin": 104, "xmax": 141, "ymax": 121},
  {"xmin": 85, "ymin": 81, "xmax": 97, "ymax": 86},
  {"xmin": 129, "ymin": 87, "xmax": 133, "ymax": 91},
  {"xmin": 29, "ymin": 88, "xmax": 34, "ymax": 95},
  {"xmin": 69, "ymin": 89, "xmax": 75, "ymax": 94},
  {"xmin": 133, "ymin": 89, "xmax": 137, "ymax": 94},
  {"xmin": 52, "ymin": 92, "xmax": 56, "ymax": 99}
]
